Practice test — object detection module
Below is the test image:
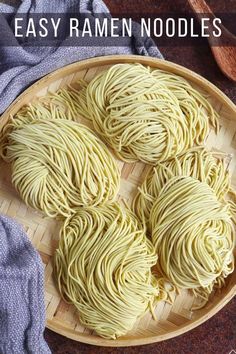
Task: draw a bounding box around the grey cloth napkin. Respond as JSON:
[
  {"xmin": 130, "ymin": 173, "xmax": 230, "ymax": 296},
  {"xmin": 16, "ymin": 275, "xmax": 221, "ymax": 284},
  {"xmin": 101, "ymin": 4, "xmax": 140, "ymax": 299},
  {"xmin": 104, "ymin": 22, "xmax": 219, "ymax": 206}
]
[
  {"xmin": 0, "ymin": 214, "xmax": 51, "ymax": 354},
  {"xmin": 0, "ymin": 0, "xmax": 163, "ymax": 114}
]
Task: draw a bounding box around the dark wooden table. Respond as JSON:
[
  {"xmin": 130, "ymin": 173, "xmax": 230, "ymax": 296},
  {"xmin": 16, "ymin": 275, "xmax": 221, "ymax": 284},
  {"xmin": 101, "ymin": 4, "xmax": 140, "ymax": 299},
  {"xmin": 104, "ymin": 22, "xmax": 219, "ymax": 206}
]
[{"xmin": 45, "ymin": 0, "xmax": 236, "ymax": 353}]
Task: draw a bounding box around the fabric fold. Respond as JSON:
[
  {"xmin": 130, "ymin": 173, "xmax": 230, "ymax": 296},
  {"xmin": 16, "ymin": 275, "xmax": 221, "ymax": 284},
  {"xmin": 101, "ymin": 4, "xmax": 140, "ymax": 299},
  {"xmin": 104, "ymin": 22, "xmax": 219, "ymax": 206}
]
[{"xmin": 0, "ymin": 215, "xmax": 51, "ymax": 354}]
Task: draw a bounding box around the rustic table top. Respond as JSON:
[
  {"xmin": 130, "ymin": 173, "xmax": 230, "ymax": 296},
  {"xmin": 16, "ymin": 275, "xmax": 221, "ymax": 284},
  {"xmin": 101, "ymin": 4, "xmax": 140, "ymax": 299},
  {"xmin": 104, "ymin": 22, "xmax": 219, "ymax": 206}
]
[{"xmin": 2, "ymin": 0, "xmax": 235, "ymax": 352}]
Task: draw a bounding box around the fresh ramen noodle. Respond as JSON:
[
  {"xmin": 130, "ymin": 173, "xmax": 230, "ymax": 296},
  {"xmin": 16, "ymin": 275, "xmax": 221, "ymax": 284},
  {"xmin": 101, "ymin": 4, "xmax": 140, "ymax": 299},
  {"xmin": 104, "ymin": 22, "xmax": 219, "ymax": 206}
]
[
  {"xmin": 0, "ymin": 117, "xmax": 120, "ymax": 217},
  {"xmin": 54, "ymin": 203, "xmax": 167, "ymax": 339},
  {"xmin": 76, "ymin": 64, "xmax": 219, "ymax": 164},
  {"xmin": 149, "ymin": 176, "xmax": 235, "ymax": 308}
]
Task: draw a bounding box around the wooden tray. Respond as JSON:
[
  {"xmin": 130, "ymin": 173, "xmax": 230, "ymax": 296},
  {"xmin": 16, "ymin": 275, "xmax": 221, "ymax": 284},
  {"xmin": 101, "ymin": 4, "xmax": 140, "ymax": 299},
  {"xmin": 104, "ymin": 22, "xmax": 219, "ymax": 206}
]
[{"xmin": 0, "ymin": 55, "xmax": 236, "ymax": 347}]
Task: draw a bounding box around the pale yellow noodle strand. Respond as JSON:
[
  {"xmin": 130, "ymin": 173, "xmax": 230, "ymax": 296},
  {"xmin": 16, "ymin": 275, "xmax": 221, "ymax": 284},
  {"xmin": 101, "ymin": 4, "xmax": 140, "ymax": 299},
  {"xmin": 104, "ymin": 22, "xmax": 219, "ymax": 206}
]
[
  {"xmin": 149, "ymin": 176, "xmax": 235, "ymax": 308},
  {"xmin": 76, "ymin": 63, "xmax": 219, "ymax": 164},
  {"xmin": 1, "ymin": 118, "xmax": 120, "ymax": 218},
  {"xmin": 133, "ymin": 147, "xmax": 230, "ymax": 227},
  {"xmin": 229, "ymin": 188, "xmax": 236, "ymax": 226},
  {"xmin": 6, "ymin": 64, "xmax": 219, "ymax": 165},
  {"xmin": 54, "ymin": 203, "xmax": 166, "ymax": 339},
  {"xmin": 0, "ymin": 80, "xmax": 87, "ymax": 128},
  {"xmin": 151, "ymin": 69, "xmax": 219, "ymax": 139}
]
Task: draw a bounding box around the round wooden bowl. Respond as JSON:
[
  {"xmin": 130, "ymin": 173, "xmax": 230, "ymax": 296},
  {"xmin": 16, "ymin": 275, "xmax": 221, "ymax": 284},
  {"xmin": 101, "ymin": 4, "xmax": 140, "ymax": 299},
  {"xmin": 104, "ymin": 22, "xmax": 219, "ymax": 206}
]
[{"xmin": 0, "ymin": 55, "xmax": 235, "ymax": 347}]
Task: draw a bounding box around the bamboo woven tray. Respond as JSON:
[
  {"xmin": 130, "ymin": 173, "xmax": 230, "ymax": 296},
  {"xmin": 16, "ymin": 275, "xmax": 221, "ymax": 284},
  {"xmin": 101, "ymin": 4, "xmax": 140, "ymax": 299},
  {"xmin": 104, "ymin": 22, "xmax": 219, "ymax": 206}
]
[{"xmin": 0, "ymin": 55, "xmax": 236, "ymax": 347}]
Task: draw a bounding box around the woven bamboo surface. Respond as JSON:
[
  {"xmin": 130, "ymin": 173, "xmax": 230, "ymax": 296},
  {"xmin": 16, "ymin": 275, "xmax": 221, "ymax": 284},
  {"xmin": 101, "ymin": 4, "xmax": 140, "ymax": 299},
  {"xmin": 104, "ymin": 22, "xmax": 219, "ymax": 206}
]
[{"xmin": 0, "ymin": 56, "xmax": 235, "ymax": 347}]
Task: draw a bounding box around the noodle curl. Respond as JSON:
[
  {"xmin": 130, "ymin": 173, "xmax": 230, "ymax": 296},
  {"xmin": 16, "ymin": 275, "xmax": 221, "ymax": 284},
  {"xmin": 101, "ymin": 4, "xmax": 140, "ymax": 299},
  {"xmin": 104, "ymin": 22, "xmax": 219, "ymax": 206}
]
[
  {"xmin": 54, "ymin": 203, "xmax": 163, "ymax": 339},
  {"xmin": 1, "ymin": 117, "xmax": 120, "ymax": 217},
  {"xmin": 133, "ymin": 147, "xmax": 230, "ymax": 227},
  {"xmin": 76, "ymin": 64, "xmax": 219, "ymax": 164}
]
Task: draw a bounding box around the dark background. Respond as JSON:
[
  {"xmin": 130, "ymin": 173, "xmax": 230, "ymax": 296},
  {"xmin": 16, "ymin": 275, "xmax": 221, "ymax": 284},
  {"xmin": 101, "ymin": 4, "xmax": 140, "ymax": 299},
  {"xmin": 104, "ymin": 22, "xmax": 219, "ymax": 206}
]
[
  {"xmin": 0, "ymin": 0, "xmax": 234, "ymax": 352},
  {"xmin": 44, "ymin": 0, "xmax": 236, "ymax": 353}
]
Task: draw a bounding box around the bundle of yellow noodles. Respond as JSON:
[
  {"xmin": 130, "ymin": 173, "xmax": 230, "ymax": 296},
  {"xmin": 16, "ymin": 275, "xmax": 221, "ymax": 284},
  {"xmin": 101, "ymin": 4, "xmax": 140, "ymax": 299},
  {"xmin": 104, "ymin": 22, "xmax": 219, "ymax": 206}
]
[
  {"xmin": 54, "ymin": 203, "xmax": 166, "ymax": 339},
  {"xmin": 133, "ymin": 147, "xmax": 230, "ymax": 227},
  {"xmin": 0, "ymin": 117, "xmax": 120, "ymax": 217},
  {"xmin": 150, "ymin": 176, "xmax": 235, "ymax": 307},
  {"xmin": 75, "ymin": 64, "xmax": 219, "ymax": 164}
]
